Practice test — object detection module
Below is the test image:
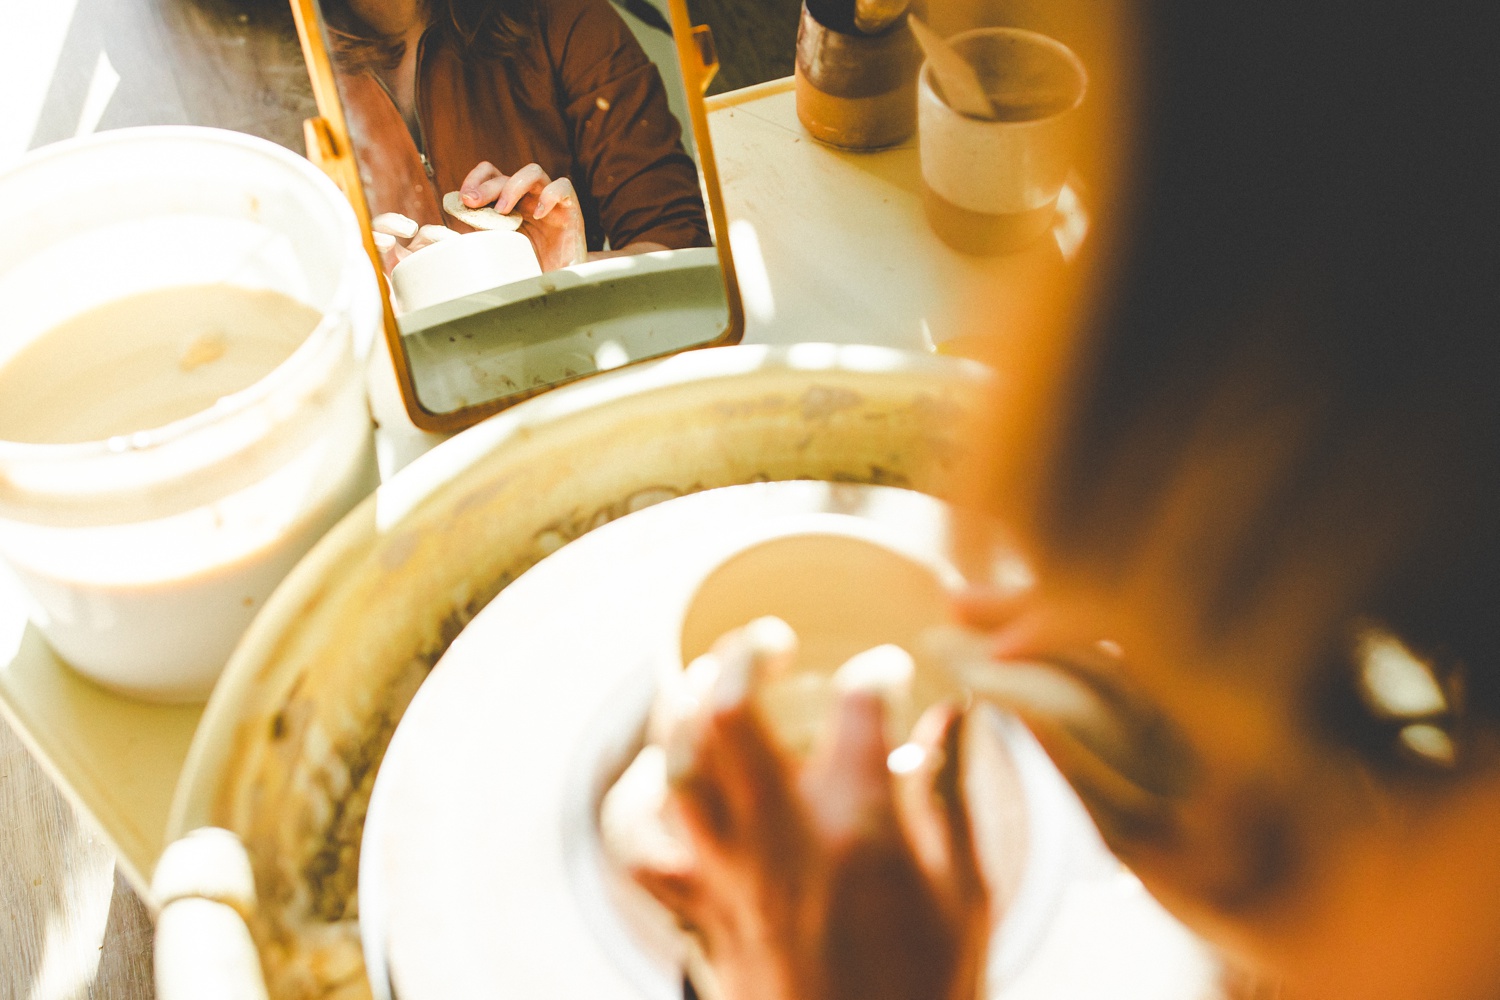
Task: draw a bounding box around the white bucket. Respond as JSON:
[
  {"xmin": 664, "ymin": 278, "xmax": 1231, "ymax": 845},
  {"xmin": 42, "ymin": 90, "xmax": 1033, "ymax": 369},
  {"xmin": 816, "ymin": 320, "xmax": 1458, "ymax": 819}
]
[{"xmin": 0, "ymin": 127, "xmax": 381, "ymax": 702}]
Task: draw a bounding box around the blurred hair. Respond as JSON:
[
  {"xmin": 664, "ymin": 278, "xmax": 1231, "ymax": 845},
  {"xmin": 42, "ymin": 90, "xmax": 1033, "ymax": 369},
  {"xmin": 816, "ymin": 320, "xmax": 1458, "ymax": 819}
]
[
  {"xmin": 322, "ymin": 0, "xmax": 535, "ymax": 74},
  {"xmin": 1036, "ymin": 1, "xmax": 1499, "ymax": 711}
]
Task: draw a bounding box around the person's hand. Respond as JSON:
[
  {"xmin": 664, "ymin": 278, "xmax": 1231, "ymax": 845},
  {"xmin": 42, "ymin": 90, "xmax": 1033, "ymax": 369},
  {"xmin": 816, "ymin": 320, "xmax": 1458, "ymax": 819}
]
[
  {"xmin": 632, "ymin": 645, "xmax": 991, "ymax": 1000},
  {"xmin": 459, "ymin": 161, "xmax": 587, "ymax": 271},
  {"xmin": 370, "ymin": 214, "xmax": 461, "ymax": 274}
]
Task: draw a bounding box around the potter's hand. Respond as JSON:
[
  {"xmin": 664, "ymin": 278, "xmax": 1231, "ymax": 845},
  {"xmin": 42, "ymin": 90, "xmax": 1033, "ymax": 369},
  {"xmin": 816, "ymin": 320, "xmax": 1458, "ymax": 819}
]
[
  {"xmin": 370, "ymin": 214, "xmax": 459, "ymax": 272},
  {"xmin": 946, "ymin": 587, "xmax": 1198, "ymax": 858},
  {"xmin": 460, "ymin": 161, "xmax": 587, "ymax": 271},
  {"xmin": 633, "ymin": 651, "xmax": 989, "ymax": 1000}
]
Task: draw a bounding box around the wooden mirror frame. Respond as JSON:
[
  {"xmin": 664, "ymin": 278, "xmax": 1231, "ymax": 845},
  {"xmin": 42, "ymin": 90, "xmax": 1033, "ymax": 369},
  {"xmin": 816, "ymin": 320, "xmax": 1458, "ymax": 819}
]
[{"xmin": 287, "ymin": 0, "xmax": 745, "ymax": 433}]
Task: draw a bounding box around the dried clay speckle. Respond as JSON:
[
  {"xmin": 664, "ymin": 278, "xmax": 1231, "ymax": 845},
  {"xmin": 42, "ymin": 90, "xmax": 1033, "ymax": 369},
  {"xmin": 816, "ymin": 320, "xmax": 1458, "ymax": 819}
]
[
  {"xmin": 178, "ymin": 331, "xmax": 227, "ymax": 372},
  {"xmin": 800, "ymin": 386, "xmax": 863, "ymax": 421},
  {"xmin": 625, "ymin": 486, "xmax": 681, "ymax": 513},
  {"xmin": 832, "ymin": 465, "xmax": 909, "ymax": 487}
]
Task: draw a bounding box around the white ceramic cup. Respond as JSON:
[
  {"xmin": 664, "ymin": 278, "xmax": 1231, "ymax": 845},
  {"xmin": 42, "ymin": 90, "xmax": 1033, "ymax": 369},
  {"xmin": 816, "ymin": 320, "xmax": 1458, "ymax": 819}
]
[
  {"xmin": 918, "ymin": 27, "xmax": 1087, "ymax": 254},
  {"xmin": 390, "ymin": 229, "xmax": 543, "ymax": 314},
  {"xmin": 0, "ymin": 127, "xmax": 380, "ymax": 702}
]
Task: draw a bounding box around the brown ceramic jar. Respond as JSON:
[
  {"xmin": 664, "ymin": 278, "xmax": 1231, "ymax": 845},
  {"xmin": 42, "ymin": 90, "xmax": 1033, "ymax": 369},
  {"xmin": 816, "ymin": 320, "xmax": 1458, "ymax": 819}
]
[{"xmin": 794, "ymin": 2, "xmax": 921, "ymax": 150}]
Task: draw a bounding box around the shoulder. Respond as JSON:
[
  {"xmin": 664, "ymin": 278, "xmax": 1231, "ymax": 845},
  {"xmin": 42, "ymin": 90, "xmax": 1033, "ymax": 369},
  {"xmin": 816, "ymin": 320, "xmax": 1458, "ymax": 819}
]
[{"xmin": 536, "ymin": 0, "xmax": 637, "ymax": 57}]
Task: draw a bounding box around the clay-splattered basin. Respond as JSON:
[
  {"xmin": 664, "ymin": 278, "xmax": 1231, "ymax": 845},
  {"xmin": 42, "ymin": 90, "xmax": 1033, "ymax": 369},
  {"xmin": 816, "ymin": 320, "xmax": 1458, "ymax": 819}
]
[{"xmin": 164, "ymin": 343, "xmax": 988, "ymax": 999}]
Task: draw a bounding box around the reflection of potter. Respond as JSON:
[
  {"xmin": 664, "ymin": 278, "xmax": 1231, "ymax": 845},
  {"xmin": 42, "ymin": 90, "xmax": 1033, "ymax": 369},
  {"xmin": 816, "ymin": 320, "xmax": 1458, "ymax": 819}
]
[
  {"xmin": 310, "ymin": 0, "xmax": 739, "ymax": 426},
  {"xmin": 325, "ymin": 0, "xmax": 712, "ymax": 263},
  {"xmin": 389, "ymin": 229, "xmax": 543, "ymax": 313}
]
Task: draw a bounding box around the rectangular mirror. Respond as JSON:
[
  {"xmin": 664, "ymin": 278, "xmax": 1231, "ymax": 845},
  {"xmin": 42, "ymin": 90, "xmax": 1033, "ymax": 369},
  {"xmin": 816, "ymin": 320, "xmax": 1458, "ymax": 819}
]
[{"xmin": 289, "ymin": 0, "xmax": 742, "ymax": 432}]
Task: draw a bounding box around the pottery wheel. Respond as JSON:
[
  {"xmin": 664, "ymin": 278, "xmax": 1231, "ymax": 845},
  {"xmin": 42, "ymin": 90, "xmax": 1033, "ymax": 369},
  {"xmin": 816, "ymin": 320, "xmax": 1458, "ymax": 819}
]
[{"xmin": 358, "ymin": 481, "xmax": 1211, "ymax": 1000}]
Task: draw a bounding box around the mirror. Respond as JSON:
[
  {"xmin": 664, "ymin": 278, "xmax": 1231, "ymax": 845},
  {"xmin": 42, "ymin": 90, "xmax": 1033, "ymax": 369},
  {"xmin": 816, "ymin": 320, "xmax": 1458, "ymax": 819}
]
[{"xmin": 289, "ymin": 0, "xmax": 742, "ymax": 432}]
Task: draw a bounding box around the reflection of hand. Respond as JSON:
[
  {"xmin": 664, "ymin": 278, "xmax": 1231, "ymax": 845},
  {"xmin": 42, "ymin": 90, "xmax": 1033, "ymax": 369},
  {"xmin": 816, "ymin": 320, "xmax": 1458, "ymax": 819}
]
[
  {"xmin": 632, "ymin": 634, "xmax": 990, "ymax": 1000},
  {"xmin": 385, "ymin": 225, "xmax": 451, "ymax": 268},
  {"xmin": 371, "ymin": 214, "xmax": 461, "ymax": 273},
  {"xmin": 460, "ymin": 161, "xmax": 587, "ymax": 271}
]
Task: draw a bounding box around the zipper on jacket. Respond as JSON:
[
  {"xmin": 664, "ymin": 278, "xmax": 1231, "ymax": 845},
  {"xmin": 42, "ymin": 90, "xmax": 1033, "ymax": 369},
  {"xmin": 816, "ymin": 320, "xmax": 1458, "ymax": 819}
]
[
  {"xmin": 372, "ymin": 32, "xmax": 434, "ymax": 179},
  {"xmin": 411, "ymin": 31, "xmax": 433, "ymax": 178}
]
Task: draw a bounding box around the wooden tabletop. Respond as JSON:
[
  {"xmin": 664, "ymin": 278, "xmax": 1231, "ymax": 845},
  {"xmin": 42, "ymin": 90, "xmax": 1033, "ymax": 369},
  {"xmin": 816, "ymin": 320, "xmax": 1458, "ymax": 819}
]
[{"xmin": 0, "ymin": 720, "xmax": 155, "ymax": 999}]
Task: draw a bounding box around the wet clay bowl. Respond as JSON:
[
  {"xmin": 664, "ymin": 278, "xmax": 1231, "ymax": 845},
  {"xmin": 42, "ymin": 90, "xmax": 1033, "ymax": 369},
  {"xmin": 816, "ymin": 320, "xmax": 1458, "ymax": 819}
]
[{"xmin": 166, "ymin": 344, "xmax": 989, "ymax": 999}]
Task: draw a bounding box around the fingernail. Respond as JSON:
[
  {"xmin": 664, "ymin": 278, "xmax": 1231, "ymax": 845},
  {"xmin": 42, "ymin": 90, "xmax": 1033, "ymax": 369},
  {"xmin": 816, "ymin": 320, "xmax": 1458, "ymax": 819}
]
[
  {"xmin": 663, "ymin": 731, "xmax": 696, "ymax": 785},
  {"xmin": 988, "ymin": 552, "xmax": 1036, "ymax": 593},
  {"xmin": 654, "ymin": 653, "xmax": 718, "ymax": 781},
  {"xmin": 664, "ymin": 709, "xmax": 705, "ymax": 784}
]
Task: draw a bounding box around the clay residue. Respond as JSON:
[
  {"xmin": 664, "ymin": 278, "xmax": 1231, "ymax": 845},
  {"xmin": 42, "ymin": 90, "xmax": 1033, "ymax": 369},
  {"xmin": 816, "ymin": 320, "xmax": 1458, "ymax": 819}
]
[
  {"xmin": 179, "ymin": 331, "xmax": 228, "ymax": 372},
  {"xmin": 800, "ymin": 385, "xmax": 864, "ymax": 421}
]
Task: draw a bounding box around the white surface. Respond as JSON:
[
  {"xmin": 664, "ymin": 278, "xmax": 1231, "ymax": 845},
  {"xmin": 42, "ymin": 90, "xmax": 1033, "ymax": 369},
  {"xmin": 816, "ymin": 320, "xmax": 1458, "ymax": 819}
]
[
  {"xmin": 0, "ymin": 0, "xmax": 81, "ymax": 167},
  {"xmin": 708, "ymin": 80, "xmax": 1073, "ymax": 351}
]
